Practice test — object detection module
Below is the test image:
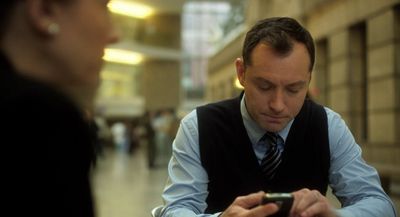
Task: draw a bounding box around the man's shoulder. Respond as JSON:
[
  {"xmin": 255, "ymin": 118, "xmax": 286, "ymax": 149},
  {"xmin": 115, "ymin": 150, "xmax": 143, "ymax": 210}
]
[
  {"xmin": 197, "ymin": 96, "xmax": 241, "ymax": 116},
  {"xmin": 181, "ymin": 109, "xmax": 198, "ymax": 124},
  {"xmin": 322, "ymin": 106, "xmax": 345, "ymax": 128},
  {"xmin": 197, "ymin": 96, "xmax": 239, "ymax": 110},
  {"xmin": 305, "ymin": 100, "xmax": 342, "ymax": 124},
  {"xmin": 304, "ymin": 101, "xmax": 345, "ymax": 131},
  {"xmin": 196, "ymin": 98, "xmax": 239, "ymax": 124}
]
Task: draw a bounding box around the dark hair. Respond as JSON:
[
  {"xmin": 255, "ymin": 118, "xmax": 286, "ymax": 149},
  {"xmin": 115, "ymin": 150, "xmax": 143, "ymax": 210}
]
[
  {"xmin": 0, "ymin": 1, "xmax": 20, "ymax": 39},
  {"xmin": 0, "ymin": 0, "xmax": 72, "ymax": 40},
  {"xmin": 242, "ymin": 17, "xmax": 315, "ymax": 72}
]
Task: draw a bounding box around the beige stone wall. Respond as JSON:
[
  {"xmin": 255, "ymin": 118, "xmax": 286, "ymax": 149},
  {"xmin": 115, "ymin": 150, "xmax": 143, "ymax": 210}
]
[
  {"xmin": 311, "ymin": 40, "xmax": 329, "ymax": 104},
  {"xmin": 366, "ymin": 7, "xmax": 399, "ymax": 147},
  {"xmin": 139, "ymin": 14, "xmax": 182, "ymax": 112},
  {"xmin": 207, "ymin": 27, "xmax": 245, "ymax": 102},
  {"xmin": 206, "ymin": 62, "xmax": 240, "ymax": 102},
  {"xmin": 304, "ymin": 0, "xmax": 400, "ymax": 164},
  {"xmin": 307, "ymin": 0, "xmax": 399, "ymax": 38},
  {"xmin": 143, "ymin": 60, "xmax": 181, "ymax": 111},
  {"xmin": 135, "ymin": 14, "xmax": 181, "ymax": 49}
]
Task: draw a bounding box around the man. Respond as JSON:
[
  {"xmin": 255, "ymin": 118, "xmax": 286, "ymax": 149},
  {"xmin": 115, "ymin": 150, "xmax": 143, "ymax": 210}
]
[{"xmin": 160, "ymin": 17, "xmax": 396, "ymax": 217}]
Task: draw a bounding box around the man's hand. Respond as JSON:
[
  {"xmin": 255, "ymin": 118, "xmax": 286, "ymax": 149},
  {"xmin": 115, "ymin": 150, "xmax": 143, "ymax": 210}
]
[
  {"xmin": 290, "ymin": 188, "xmax": 338, "ymax": 217},
  {"xmin": 220, "ymin": 191, "xmax": 279, "ymax": 217}
]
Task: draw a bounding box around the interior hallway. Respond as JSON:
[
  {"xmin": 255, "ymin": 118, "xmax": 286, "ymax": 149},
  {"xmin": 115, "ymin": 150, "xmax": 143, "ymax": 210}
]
[{"xmin": 92, "ymin": 146, "xmax": 168, "ymax": 217}]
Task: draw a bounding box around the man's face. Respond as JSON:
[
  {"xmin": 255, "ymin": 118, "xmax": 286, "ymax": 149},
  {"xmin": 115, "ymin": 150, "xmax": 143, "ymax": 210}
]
[{"xmin": 236, "ymin": 42, "xmax": 311, "ymax": 132}]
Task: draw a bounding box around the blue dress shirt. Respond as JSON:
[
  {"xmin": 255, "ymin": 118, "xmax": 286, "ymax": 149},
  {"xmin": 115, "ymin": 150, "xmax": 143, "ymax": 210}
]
[{"xmin": 161, "ymin": 97, "xmax": 397, "ymax": 217}]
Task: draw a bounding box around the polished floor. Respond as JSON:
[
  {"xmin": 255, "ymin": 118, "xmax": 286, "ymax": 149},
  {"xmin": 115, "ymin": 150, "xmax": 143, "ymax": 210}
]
[
  {"xmin": 91, "ymin": 144, "xmax": 341, "ymax": 217},
  {"xmin": 92, "ymin": 144, "xmax": 399, "ymax": 217},
  {"xmin": 92, "ymin": 146, "xmax": 168, "ymax": 217}
]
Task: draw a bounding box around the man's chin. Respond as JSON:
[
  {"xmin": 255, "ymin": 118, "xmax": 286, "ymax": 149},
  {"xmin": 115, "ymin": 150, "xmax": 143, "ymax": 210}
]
[{"xmin": 260, "ymin": 120, "xmax": 287, "ymax": 132}]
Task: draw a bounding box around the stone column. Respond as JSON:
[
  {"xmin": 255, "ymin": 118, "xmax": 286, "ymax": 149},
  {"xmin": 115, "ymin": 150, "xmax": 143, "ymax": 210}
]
[
  {"xmin": 327, "ymin": 30, "xmax": 352, "ymax": 123},
  {"xmin": 143, "ymin": 60, "xmax": 180, "ymax": 110},
  {"xmin": 311, "ymin": 39, "xmax": 329, "ymax": 105},
  {"xmin": 327, "ymin": 25, "xmax": 369, "ymax": 142},
  {"xmin": 365, "ymin": 7, "xmax": 400, "ymax": 163},
  {"xmin": 137, "ymin": 14, "xmax": 181, "ymax": 111}
]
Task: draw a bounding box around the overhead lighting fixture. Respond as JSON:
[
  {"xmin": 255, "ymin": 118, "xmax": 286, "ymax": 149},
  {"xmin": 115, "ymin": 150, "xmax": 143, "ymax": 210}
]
[
  {"xmin": 103, "ymin": 48, "xmax": 144, "ymax": 65},
  {"xmin": 108, "ymin": 1, "xmax": 154, "ymax": 19}
]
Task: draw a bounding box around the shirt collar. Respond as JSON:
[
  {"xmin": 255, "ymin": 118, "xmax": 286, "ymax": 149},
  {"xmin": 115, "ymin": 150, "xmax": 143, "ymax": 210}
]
[{"xmin": 240, "ymin": 94, "xmax": 293, "ymax": 144}]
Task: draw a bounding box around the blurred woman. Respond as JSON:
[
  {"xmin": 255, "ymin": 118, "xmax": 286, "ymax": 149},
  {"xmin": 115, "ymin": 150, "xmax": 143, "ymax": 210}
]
[{"xmin": 0, "ymin": 0, "xmax": 118, "ymax": 216}]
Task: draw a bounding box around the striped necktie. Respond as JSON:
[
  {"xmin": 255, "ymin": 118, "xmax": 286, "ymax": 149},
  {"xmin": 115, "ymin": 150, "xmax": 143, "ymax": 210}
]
[{"xmin": 260, "ymin": 132, "xmax": 282, "ymax": 180}]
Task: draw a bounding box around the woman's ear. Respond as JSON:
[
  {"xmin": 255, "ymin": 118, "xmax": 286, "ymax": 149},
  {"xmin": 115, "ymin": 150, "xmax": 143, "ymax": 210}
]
[
  {"xmin": 235, "ymin": 58, "xmax": 246, "ymax": 87},
  {"xmin": 25, "ymin": 0, "xmax": 60, "ymax": 36}
]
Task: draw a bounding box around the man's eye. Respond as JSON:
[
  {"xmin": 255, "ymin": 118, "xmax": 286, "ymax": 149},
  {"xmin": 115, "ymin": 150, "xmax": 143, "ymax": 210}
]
[
  {"xmin": 259, "ymin": 85, "xmax": 271, "ymax": 91},
  {"xmin": 287, "ymin": 88, "xmax": 300, "ymax": 94}
]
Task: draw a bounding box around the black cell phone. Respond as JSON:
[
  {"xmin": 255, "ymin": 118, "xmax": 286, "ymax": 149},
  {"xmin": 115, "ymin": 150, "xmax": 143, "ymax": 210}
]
[{"xmin": 260, "ymin": 193, "xmax": 294, "ymax": 217}]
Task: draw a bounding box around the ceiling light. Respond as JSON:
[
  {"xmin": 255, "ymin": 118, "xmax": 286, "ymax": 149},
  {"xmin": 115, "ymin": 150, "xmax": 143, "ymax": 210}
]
[
  {"xmin": 108, "ymin": 1, "xmax": 154, "ymax": 19},
  {"xmin": 103, "ymin": 48, "xmax": 144, "ymax": 65}
]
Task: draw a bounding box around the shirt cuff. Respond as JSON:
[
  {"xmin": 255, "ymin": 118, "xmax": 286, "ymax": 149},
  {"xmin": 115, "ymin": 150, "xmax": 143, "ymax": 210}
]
[{"xmin": 335, "ymin": 208, "xmax": 355, "ymax": 217}]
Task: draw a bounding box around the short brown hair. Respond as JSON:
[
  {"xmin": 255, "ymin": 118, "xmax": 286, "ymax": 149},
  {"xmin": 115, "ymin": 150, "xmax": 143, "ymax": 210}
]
[
  {"xmin": 0, "ymin": 1, "xmax": 19, "ymax": 39},
  {"xmin": 242, "ymin": 17, "xmax": 315, "ymax": 72}
]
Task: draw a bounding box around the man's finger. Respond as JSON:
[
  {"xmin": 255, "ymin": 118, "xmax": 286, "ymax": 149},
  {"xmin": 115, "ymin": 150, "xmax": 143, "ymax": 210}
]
[
  {"xmin": 235, "ymin": 191, "xmax": 265, "ymax": 209},
  {"xmin": 249, "ymin": 203, "xmax": 279, "ymax": 217}
]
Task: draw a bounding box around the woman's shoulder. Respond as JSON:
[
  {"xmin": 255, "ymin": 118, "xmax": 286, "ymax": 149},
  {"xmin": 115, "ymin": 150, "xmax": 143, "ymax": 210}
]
[{"xmin": 4, "ymin": 76, "xmax": 80, "ymax": 116}]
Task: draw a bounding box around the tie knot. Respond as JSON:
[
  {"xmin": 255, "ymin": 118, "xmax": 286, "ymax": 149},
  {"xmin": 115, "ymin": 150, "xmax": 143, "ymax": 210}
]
[{"xmin": 260, "ymin": 132, "xmax": 278, "ymax": 145}]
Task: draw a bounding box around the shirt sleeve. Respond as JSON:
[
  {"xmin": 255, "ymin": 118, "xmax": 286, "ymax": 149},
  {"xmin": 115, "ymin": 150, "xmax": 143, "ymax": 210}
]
[
  {"xmin": 161, "ymin": 110, "xmax": 220, "ymax": 217},
  {"xmin": 325, "ymin": 107, "xmax": 397, "ymax": 217}
]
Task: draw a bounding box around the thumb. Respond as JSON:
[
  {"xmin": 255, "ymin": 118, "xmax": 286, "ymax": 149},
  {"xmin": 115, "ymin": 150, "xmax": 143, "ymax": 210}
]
[{"xmin": 251, "ymin": 203, "xmax": 279, "ymax": 217}]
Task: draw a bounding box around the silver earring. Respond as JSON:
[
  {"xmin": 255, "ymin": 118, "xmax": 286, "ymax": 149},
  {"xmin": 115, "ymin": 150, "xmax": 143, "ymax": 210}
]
[{"xmin": 47, "ymin": 23, "xmax": 60, "ymax": 35}]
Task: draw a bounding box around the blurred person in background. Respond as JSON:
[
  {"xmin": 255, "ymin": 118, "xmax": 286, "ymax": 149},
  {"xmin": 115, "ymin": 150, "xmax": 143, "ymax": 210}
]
[
  {"xmin": 152, "ymin": 109, "xmax": 177, "ymax": 167},
  {"xmin": 111, "ymin": 121, "xmax": 128, "ymax": 151},
  {"xmin": 0, "ymin": 0, "xmax": 118, "ymax": 216},
  {"xmin": 165, "ymin": 108, "xmax": 180, "ymax": 147},
  {"xmin": 94, "ymin": 114, "xmax": 113, "ymax": 157},
  {"xmin": 143, "ymin": 110, "xmax": 157, "ymax": 168}
]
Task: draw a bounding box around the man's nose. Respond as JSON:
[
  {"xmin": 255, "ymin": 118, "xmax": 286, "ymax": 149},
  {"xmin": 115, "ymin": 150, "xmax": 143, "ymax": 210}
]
[{"xmin": 269, "ymin": 90, "xmax": 285, "ymax": 113}]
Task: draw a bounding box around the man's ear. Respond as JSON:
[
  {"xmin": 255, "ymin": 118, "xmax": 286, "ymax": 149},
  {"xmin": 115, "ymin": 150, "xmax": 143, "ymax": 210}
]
[
  {"xmin": 235, "ymin": 58, "xmax": 246, "ymax": 87},
  {"xmin": 25, "ymin": 0, "xmax": 60, "ymax": 36}
]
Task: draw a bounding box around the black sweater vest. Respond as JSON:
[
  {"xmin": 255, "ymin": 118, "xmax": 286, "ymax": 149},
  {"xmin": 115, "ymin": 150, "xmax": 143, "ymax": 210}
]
[{"xmin": 197, "ymin": 96, "xmax": 330, "ymax": 213}]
